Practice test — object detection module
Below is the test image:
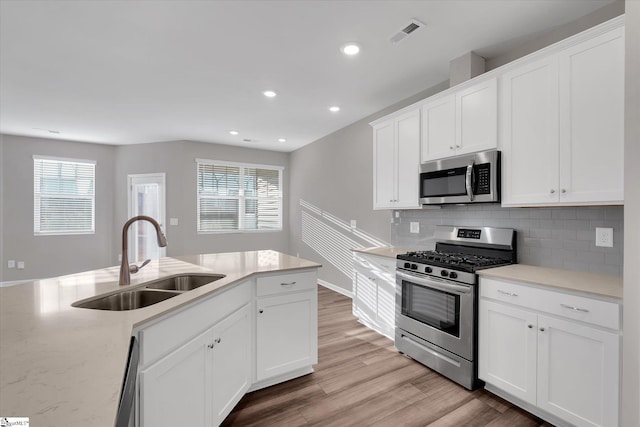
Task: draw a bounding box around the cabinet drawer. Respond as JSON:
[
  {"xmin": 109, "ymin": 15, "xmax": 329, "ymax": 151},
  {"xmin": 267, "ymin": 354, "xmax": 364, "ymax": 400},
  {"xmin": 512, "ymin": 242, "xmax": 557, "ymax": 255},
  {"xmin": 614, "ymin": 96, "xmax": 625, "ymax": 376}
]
[
  {"xmin": 256, "ymin": 270, "xmax": 317, "ymax": 297},
  {"xmin": 140, "ymin": 280, "xmax": 252, "ymax": 366},
  {"xmin": 481, "ymin": 278, "xmax": 620, "ymax": 330},
  {"xmin": 354, "ymin": 253, "xmax": 396, "ymax": 280}
]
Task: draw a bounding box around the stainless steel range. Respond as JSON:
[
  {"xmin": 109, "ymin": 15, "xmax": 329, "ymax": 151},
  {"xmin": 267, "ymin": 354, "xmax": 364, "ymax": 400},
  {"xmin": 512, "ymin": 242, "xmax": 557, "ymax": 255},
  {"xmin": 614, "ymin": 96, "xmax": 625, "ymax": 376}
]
[{"xmin": 395, "ymin": 225, "xmax": 516, "ymax": 390}]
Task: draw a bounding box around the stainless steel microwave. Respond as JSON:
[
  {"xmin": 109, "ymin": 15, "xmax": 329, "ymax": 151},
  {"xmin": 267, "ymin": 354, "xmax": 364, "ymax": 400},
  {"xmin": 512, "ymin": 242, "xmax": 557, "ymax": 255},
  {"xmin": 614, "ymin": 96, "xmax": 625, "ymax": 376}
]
[{"xmin": 419, "ymin": 150, "xmax": 500, "ymax": 205}]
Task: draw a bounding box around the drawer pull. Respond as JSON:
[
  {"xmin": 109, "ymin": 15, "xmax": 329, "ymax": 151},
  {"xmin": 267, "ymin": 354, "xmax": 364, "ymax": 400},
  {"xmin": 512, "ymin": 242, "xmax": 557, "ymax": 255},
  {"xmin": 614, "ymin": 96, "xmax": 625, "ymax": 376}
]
[
  {"xmin": 497, "ymin": 290, "xmax": 518, "ymax": 297},
  {"xmin": 280, "ymin": 281, "xmax": 297, "ymax": 287},
  {"xmin": 560, "ymin": 304, "xmax": 589, "ymax": 313}
]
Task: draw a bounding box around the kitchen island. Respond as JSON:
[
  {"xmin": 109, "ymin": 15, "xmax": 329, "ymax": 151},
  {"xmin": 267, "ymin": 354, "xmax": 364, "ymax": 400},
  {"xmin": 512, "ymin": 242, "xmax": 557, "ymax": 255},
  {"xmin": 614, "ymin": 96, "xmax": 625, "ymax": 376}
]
[{"xmin": 0, "ymin": 251, "xmax": 320, "ymax": 426}]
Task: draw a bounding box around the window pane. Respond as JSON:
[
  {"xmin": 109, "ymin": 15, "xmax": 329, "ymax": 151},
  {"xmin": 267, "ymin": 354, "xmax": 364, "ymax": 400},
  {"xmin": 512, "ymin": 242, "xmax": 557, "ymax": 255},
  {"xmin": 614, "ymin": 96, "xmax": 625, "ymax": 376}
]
[
  {"xmin": 34, "ymin": 157, "xmax": 95, "ymax": 234},
  {"xmin": 197, "ymin": 160, "xmax": 282, "ymax": 232},
  {"xmin": 198, "ymin": 164, "xmax": 240, "ymax": 196},
  {"xmin": 198, "ymin": 198, "xmax": 239, "ymax": 231}
]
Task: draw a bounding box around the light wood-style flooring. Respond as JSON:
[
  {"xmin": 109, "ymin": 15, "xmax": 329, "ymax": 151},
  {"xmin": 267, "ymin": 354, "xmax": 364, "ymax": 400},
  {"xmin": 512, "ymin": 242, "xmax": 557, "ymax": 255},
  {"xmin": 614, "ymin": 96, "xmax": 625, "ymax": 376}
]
[{"xmin": 223, "ymin": 286, "xmax": 553, "ymax": 426}]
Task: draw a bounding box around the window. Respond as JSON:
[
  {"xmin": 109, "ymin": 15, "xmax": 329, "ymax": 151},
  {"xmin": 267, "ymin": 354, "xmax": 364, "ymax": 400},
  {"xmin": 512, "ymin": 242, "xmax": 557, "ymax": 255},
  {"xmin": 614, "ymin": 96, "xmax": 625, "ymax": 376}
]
[
  {"xmin": 33, "ymin": 156, "xmax": 96, "ymax": 235},
  {"xmin": 196, "ymin": 159, "xmax": 283, "ymax": 233}
]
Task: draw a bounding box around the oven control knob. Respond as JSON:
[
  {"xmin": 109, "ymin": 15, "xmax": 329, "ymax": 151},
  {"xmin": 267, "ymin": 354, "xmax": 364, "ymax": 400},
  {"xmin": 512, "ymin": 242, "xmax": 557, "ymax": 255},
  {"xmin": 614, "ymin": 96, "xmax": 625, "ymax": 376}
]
[
  {"xmin": 441, "ymin": 270, "xmax": 449, "ymax": 277},
  {"xmin": 411, "ymin": 264, "xmax": 418, "ymax": 270},
  {"xmin": 404, "ymin": 262, "xmax": 411, "ymax": 269},
  {"xmin": 425, "ymin": 267, "xmax": 433, "ymax": 273},
  {"xmin": 449, "ymin": 272, "xmax": 458, "ymax": 279}
]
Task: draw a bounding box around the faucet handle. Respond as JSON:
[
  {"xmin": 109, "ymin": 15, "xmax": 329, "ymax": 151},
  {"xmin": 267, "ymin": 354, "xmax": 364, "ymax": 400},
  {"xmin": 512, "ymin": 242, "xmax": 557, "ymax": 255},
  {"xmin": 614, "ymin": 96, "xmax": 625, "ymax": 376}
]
[{"xmin": 129, "ymin": 259, "xmax": 151, "ymax": 274}]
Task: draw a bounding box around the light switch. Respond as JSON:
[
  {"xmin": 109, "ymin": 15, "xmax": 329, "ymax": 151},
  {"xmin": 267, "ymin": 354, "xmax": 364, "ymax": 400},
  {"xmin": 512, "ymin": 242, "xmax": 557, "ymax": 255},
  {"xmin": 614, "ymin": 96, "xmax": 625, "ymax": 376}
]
[
  {"xmin": 8, "ymin": 260, "xmax": 15, "ymax": 269},
  {"xmin": 410, "ymin": 222, "xmax": 420, "ymax": 234},
  {"xmin": 17, "ymin": 261, "xmax": 25, "ymax": 270},
  {"xmin": 169, "ymin": 218, "xmax": 179, "ymax": 226}
]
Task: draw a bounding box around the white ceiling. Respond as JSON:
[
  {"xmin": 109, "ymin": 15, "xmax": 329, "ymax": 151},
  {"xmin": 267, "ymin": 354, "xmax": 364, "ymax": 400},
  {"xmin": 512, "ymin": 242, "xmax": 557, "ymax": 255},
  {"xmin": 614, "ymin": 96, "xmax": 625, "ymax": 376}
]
[{"xmin": 0, "ymin": 0, "xmax": 615, "ymax": 152}]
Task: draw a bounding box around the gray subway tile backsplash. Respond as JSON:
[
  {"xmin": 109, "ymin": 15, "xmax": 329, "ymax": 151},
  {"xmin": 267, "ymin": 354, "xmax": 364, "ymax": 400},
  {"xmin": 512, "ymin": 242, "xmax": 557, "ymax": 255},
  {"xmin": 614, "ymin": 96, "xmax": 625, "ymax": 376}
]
[{"xmin": 391, "ymin": 205, "xmax": 623, "ymax": 276}]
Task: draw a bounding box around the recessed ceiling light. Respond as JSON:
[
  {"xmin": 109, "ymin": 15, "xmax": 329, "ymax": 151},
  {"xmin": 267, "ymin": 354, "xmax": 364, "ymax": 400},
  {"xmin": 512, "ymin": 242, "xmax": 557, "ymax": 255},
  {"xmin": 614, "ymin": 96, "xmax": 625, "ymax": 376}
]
[
  {"xmin": 329, "ymin": 106, "xmax": 340, "ymax": 113},
  {"xmin": 278, "ymin": 138, "xmax": 287, "ymax": 143},
  {"xmin": 263, "ymin": 90, "xmax": 277, "ymax": 98},
  {"xmin": 229, "ymin": 130, "xmax": 239, "ymax": 135},
  {"xmin": 341, "ymin": 43, "xmax": 361, "ymax": 56}
]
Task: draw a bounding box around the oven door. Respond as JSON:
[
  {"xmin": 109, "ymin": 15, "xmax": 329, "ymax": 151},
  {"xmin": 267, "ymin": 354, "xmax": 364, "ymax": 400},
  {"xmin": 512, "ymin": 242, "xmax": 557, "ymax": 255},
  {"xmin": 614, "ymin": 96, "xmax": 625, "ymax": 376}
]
[{"xmin": 396, "ymin": 270, "xmax": 475, "ymax": 360}]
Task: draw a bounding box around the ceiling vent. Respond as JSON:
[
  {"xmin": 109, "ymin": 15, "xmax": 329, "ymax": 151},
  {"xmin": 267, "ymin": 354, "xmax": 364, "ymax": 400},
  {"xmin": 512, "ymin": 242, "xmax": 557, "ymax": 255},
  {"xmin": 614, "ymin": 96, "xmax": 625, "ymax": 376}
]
[{"xmin": 390, "ymin": 19, "xmax": 426, "ymax": 44}]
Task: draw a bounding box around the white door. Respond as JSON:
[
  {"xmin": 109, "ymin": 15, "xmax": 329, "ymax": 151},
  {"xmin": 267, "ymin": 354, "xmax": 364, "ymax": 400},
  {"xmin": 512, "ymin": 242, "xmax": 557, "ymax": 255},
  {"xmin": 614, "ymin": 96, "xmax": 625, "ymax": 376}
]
[
  {"xmin": 256, "ymin": 291, "xmax": 317, "ymax": 381},
  {"xmin": 140, "ymin": 328, "xmax": 212, "ymax": 427},
  {"xmin": 421, "ymin": 94, "xmax": 456, "ymax": 161},
  {"xmin": 373, "ymin": 121, "xmax": 395, "ymax": 209},
  {"xmin": 479, "ymin": 300, "xmax": 538, "ymax": 405},
  {"xmin": 558, "ymin": 27, "xmax": 625, "ymax": 204},
  {"xmin": 456, "ymin": 78, "xmax": 497, "ymax": 156},
  {"xmin": 394, "ymin": 109, "xmax": 421, "ymax": 209},
  {"xmin": 128, "ymin": 173, "xmax": 166, "ymax": 262},
  {"xmin": 211, "ymin": 304, "xmax": 252, "ymax": 425},
  {"xmin": 537, "ymin": 315, "xmax": 620, "ymax": 427},
  {"xmin": 500, "ymin": 56, "xmax": 560, "ymax": 206}
]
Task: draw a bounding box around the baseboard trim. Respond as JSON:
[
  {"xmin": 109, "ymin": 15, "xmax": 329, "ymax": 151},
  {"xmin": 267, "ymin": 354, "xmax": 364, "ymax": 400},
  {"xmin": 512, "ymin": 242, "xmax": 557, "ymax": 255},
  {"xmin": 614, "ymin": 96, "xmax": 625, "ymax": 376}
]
[{"xmin": 318, "ymin": 279, "xmax": 353, "ymax": 299}]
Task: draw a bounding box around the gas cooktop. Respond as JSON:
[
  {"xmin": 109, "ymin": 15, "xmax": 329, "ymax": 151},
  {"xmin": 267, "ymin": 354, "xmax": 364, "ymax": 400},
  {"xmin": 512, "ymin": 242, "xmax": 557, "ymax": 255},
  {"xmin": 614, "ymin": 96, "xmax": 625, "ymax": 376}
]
[{"xmin": 397, "ymin": 250, "xmax": 512, "ymax": 273}]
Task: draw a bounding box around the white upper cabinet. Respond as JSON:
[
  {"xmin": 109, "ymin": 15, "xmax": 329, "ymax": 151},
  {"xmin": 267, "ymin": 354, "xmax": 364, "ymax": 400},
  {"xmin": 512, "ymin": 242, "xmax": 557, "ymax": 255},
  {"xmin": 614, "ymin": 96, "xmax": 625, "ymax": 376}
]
[
  {"xmin": 373, "ymin": 109, "xmax": 420, "ymax": 210},
  {"xmin": 501, "ymin": 20, "xmax": 624, "ymax": 207},
  {"xmin": 421, "ymin": 78, "xmax": 497, "ymax": 162}
]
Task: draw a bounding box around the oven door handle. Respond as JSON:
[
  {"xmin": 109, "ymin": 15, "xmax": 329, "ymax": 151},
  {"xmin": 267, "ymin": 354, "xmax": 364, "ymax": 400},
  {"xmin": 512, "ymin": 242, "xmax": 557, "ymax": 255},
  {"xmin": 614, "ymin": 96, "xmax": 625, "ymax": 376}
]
[
  {"xmin": 466, "ymin": 161, "xmax": 475, "ymax": 202},
  {"xmin": 396, "ymin": 271, "xmax": 472, "ymax": 295}
]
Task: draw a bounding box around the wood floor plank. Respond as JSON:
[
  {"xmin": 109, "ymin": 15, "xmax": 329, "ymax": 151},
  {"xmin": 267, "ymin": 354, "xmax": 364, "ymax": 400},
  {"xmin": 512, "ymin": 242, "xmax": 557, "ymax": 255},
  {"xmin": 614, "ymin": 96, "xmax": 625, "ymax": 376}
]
[{"xmin": 224, "ymin": 285, "xmax": 552, "ymax": 426}]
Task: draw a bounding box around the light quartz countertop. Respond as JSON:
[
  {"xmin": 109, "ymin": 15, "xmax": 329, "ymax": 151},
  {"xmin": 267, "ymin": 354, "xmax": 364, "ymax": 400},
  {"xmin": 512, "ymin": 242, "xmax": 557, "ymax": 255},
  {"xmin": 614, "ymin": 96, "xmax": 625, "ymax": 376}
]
[
  {"xmin": 0, "ymin": 251, "xmax": 320, "ymax": 426},
  {"xmin": 478, "ymin": 264, "xmax": 623, "ymax": 299},
  {"xmin": 351, "ymin": 246, "xmax": 412, "ymax": 259}
]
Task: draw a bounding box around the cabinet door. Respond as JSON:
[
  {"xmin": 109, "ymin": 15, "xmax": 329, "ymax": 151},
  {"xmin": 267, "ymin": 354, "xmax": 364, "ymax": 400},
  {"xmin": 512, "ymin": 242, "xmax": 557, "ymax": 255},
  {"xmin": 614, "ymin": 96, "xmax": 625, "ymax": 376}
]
[
  {"xmin": 558, "ymin": 27, "xmax": 624, "ymax": 204},
  {"xmin": 256, "ymin": 291, "xmax": 317, "ymax": 381},
  {"xmin": 479, "ymin": 300, "xmax": 537, "ymax": 406},
  {"xmin": 394, "ymin": 109, "xmax": 421, "ymax": 209},
  {"xmin": 140, "ymin": 329, "xmax": 212, "ymax": 427},
  {"xmin": 456, "ymin": 78, "xmax": 498, "ymax": 155},
  {"xmin": 373, "ymin": 121, "xmax": 395, "ymax": 209},
  {"xmin": 537, "ymin": 315, "xmax": 619, "ymax": 427},
  {"xmin": 211, "ymin": 304, "xmax": 252, "ymax": 426},
  {"xmin": 500, "ymin": 56, "xmax": 560, "ymax": 206},
  {"xmin": 421, "ymin": 95, "xmax": 456, "ymax": 161}
]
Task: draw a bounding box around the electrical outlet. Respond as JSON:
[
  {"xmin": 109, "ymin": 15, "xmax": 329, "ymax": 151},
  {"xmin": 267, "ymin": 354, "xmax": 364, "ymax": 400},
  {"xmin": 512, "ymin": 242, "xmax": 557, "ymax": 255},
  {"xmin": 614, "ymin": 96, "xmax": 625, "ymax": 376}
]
[
  {"xmin": 350, "ymin": 220, "xmax": 357, "ymax": 229},
  {"xmin": 169, "ymin": 218, "xmax": 179, "ymax": 226},
  {"xmin": 595, "ymin": 227, "xmax": 614, "ymax": 247},
  {"xmin": 8, "ymin": 260, "xmax": 15, "ymax": 269},
  {"xmin": 410, "ymin": 222, "xmax": 420, "ymax": 234},
  {"xmin": 17, "ymin": 261, "xmax": 25, "ymax": 270},
  {"xmin": 118, "ymin": 254, "xmax": 122, "ymax": 262}
]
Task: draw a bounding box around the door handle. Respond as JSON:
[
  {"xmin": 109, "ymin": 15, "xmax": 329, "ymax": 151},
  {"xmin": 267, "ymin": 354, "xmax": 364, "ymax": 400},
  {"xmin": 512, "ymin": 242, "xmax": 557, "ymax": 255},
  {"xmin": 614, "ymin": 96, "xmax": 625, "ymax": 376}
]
[{"xmin": 465, "ymin": 161, "xmax": 475, "ymax": 202}]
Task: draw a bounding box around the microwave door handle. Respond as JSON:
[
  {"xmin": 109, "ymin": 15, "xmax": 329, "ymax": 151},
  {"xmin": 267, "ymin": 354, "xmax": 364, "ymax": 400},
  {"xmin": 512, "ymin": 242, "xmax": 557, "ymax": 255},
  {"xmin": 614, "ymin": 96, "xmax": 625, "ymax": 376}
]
[{"xmin": 466, "ymin": 161, "xmax": 475, "ymax": 202}]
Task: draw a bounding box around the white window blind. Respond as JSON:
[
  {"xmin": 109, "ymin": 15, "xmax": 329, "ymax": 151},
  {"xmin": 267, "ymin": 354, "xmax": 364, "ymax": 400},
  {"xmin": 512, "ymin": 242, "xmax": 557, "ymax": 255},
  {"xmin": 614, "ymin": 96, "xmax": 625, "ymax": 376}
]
[
  {"xmin": 33, "ymin": 156, "xmax": 96, "ymax": 235},
  {"xmin": 196, "ymin": 159, "xmax": 283, "ymax": 233}
]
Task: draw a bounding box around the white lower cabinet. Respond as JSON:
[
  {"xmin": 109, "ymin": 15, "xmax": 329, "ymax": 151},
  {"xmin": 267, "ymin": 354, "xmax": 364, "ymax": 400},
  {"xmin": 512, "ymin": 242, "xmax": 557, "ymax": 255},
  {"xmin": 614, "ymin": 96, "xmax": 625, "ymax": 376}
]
[
  {"xmin": 140, "ymin": 304, "xmax": 251, "ymax": 427},
  {"xmin": 479, "ymin": 278, "xmax": 621, "ymax": 427},
  {"xmin": 136, "ymin": 269, "xmax": 318, "ymax": 426},
  {"xmin": 352, "ymin": 253, "xmax": 396, "ymax": 339},
  {"xmin": 255, "ymin": 270, "xmax": 318, "ymax": 383}
]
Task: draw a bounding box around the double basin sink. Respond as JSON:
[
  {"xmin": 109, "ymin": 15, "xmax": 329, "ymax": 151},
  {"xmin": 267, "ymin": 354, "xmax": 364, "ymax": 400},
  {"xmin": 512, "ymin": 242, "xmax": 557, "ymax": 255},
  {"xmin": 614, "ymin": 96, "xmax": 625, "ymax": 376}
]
[{"xmin": 72, "ymin": 274, "xmax": 226, "ymax": 311}]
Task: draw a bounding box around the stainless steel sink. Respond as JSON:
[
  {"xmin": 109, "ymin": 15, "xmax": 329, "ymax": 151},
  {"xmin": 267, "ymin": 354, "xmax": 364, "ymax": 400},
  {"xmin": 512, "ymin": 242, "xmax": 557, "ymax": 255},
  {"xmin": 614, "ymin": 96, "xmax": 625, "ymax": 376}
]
[
  {"xmin": 73, "ymin": 289, "xmax": 182, "ymax": 311},
  {"xmin": 144, "ymin": 273, "xmax": 226, "ymax": 291}
]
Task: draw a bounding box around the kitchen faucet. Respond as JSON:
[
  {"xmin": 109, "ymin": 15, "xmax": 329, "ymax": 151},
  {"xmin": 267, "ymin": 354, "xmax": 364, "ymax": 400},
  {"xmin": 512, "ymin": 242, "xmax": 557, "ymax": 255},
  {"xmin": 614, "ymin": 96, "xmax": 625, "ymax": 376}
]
[{"xmin": 119, "ymin": 215, "xmax": 168, "ymax": 285}]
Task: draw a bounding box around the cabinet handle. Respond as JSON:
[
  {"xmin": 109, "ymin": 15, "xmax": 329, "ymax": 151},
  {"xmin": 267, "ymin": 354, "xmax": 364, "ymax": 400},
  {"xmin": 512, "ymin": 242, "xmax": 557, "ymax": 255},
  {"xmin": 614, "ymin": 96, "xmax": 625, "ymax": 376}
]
[
  {"xmin": 539, "ymin": 327, "xmax": 545, "ymax": 332},
  {"xmin": 497, "ymin": 290, "xmax": 518, "ymax": 297},
  {"xmin": 561, "ymin": 189, "xmax": 567, "ymax": 194},
  {"xmin": 280, "ymin": 281, "xmax": 296, "ymax": 287},
  {"xmin": 215, "ymin": 338, "xmax": 221, "ymax": 344},
  {"xmin": 456, "ymin": 145, "xmax": 460, "ymax": 149},
  {"xmin": 527, "ymin": 324, "xmax": 533, "ymax": 329},
  {"xmin": 207, "ymin": 343, "xmax": 214, "ymax": 349},
  {"xmin": 449, "ymin": 146, "xmax": 454, "ymax": 150},
  {"xmin": 259, "ymin": 309, "xmax": 264, "ymax": 314},
  {"xmin": 560, "ymin": 304, "xmax": 589, "ymax": 313},
  {"xmin": 550, "ymin": 189, "xmax": 556, "ymax": 194}
]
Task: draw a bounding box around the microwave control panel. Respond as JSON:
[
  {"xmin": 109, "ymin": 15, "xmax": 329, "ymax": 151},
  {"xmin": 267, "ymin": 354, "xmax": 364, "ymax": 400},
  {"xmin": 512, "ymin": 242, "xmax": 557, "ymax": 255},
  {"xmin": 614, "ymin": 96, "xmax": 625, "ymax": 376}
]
[{"xmin": 476, "ymin": 164, "xmax": 491, "ymax": 194}]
